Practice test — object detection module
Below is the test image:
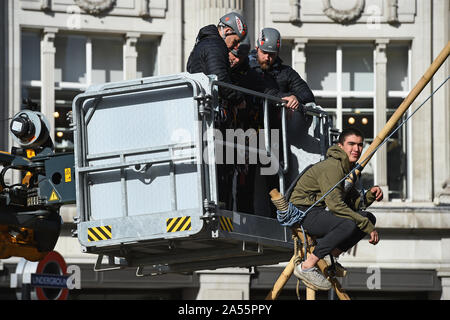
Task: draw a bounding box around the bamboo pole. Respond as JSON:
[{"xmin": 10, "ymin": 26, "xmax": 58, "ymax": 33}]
[
  {"xmin": 266, "ymin": 189, "xmax": 350, "ymax": 300},
  {"xmin": 265, "ymin": 255, "xmax": 296, "ymax": 300},
  {"xmin": 316, "ymin": 258, "xmax": 350, "ymax": 300},
  {"xmin": 306, "ymin": 287, "xmax": 316, "ymax": 300},
  {"xmin": 347, "ymin": 41, "xmax": 450, "ymax": 183},
  {"xmin": 265, "ymin": 190, "xmax": 299, "ymax": 300}
]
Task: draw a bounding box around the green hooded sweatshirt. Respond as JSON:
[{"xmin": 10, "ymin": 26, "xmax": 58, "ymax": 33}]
[{"xmin": 289, "ymin": 144, "xmax": 376, "ymax": 234}]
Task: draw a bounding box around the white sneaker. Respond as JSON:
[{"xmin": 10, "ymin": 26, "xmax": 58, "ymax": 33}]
[{"xmin": 293, "ymin": 263, "xmax": 332, "ymax": 291}]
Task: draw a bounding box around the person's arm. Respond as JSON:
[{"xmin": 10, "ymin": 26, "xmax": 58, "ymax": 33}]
[
  {"xmin": 318, "ymin": 171, "xmax": 375, "ymax": 234},
  {"xmin": 348, "ymin": 185, "xmax": 383, "ymax": 210},
  {"xmin": 286, "ymin": 67, "xmax": 315, "ymax": 104}
]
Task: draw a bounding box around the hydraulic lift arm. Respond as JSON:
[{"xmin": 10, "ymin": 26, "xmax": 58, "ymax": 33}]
[{"xmin": 0, "ymin": 109, "xmax": 75, "ymax": 261}]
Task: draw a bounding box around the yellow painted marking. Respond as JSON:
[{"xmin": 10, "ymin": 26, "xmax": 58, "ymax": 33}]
[
  {"xmin": 49, "ymin": 190, "xmax": 59, "ymax": 201},
  {"xmin": 65, "ymin": 168, "xmax": 72, "ymax": 182},
  {"xmin": 166, "ymin": 216, "xmax": 192, "ymax": 232},
  {"xmin": 100, "ymin": 226, "xmax": 112, "ymax": 238},
  {"xmin": 26, "ymin": 149, "xmax": 36, "ymax": 158}
]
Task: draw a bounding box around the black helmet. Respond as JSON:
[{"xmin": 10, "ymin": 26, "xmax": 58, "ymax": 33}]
[
  {"xmin": 218, "ymin": 12, "xmax": 248, "ymax": 40},
  {"xmin": 231, "ymin": 36, "xmax": 250, "ymax": 57},
  {"xmin": 256, "ymin": 27, "xmax": 281, "ymax": 53}
]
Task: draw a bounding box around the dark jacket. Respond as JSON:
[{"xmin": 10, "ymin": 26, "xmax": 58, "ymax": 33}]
[
  {"xmin": 248, "ymin": 50, "xmax": 315, "ymax": 104},
  {"xmin": 289, "ymin": 145, "xmax": 377, "ymax": 234},
  {"xmin": 231, "ymin": 57, "xmax": 282, "ymax": 97},
  {"xmin": 230, "ymin": 57, "xmax": 289, "ymax": 130},
  {"xmin": 187, "ymin": 25, "xmax": 243, "ymax": 105}
]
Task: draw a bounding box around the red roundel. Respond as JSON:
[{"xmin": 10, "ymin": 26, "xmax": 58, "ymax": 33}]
[{"xmin": 35, "ymin": 251, "xmax": 69, "ymax": 300}]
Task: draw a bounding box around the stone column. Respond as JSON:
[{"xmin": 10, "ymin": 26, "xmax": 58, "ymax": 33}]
[
  {"xmin": 432, "ymin": 0, "xmax": 450, "ymax": 205},
  {"xmin": 374, "ymin": 39, "xmax": 389, "ymax": 201},
  {"xmin": 293, "ymin": 38, "xmax": 308, "ymax": 79},
  {"xmin": 437, "ymin": 238, "xmax": 450, "ymax": 299},
  {"xmin": 198, "ymin": 0, "xmax": 244, "ymax": 27},
  {"xmin": 0, "ymin": 0, "xmax": 7, "ymax": 150},
  {"xmin": 410, "ymin": 0, "xmax": 433, "ymax": 201},
  {"xmin": 40, "ymin": 27, "xmax": 57, "ymax": 141},
  {"xmin": 438, "ymin": 271, "xmax": 450, "ymax": 300},
  {"xmin": 195, "ymin": 268, "xmax": 251, "ymax": 300},
  {"xmin": 185, "ymin": 0, "xmax": 246, "ymax": 71},
  {"xmin": 123, "ymin": 32, "xmax": 140, "ymax": 80}
]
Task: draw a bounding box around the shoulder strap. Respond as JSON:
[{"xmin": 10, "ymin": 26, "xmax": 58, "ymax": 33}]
[{"xmin": 285, "ymin": 163, "xmax": 315, "ymax": 201}]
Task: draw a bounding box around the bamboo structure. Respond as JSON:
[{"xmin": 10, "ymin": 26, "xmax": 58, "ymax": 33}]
[
  {"xmin": 266, "ymin": 189, "xmax": 350, "ymax": 300},
  {"xmin": 265, "ymin": 41, "xmax": 449, "ymax": 300}
]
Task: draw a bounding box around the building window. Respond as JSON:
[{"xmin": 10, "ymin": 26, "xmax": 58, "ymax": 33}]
[
  {"xmin": 91, "ymin": 36, "xmax": 124, "ymax": 84},
  {"xmin": 55, "ymin": 34, "xmax": 87, "ymax": 84},
  {"xmin": 305, "ymin": 42, "xmax": 410, "ymax": 199},
  {"xmin": 21, "ymin": 31, "xmax": 41, "ymax": 82},
  {"xmin": 305, "ymin": 43, "xmax": 375, "ymax": 188},
  {"xmin": 21, "ymin": 31, "xmax": 41, "ymax": 106},
  {"xmin": 21, "ymin": 31, "xmax": 160, "ymax": 153},
  {"xmin": 137, "ymin": 37, "xmax": 159, "ymax": 78}
]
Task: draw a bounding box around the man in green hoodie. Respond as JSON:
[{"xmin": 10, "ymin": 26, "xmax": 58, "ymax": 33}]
[{"xmin": 289, "ymin": 128, "xmax": 383, "ymax": 290}]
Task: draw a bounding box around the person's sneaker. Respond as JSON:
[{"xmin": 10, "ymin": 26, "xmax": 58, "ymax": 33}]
[
  {"xmin": 324, "ymin": 255, "xmax": 347, "ymax": 277},
  {"xmin": 293, "ymin": 263, "xmax": 332, "ymax": 291}
]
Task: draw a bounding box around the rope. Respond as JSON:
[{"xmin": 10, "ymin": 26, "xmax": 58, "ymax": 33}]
[
  {"xmin": 296, "ymin": 279, "xmax": 302, "ymax": 300},
  {"xmin": 277, "ymin": 202, "xmax": 308, "ymax": 227},
  {"xmin": 292, "ymin": 233, "xmax": 303, "ymax": 300},
  {"xmin": 292, "ymin": 234, "xmax": 302, "ymax": 265}
]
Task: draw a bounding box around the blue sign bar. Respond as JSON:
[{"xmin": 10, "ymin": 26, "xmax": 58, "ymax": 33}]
[{"xmin": 31, "ymin": 273, "xmax": 69, "ymax": 289}]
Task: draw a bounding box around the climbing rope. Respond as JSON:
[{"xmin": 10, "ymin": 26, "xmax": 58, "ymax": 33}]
[{"xmin": 292, "ymin": 234, "xmax": 303, "ymax": 300}]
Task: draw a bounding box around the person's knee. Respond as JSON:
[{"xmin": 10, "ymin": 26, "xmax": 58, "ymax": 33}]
[
  {"xmin": 340, "ymin": 218, "xmax": 359, "ymax": 236},
  {"xmin": 358, "ymin": 210, "xmax": 376, "ymax": 226}
]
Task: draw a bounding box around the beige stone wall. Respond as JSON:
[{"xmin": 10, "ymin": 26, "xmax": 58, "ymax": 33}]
[{"xmin": 3, "ymin": 0, "xmax": 450, "ymax": 300}]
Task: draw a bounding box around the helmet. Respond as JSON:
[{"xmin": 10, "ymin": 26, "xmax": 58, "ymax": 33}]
[
  {"xmin": 231, "ymin": 36, "xmax": 250, "ymax": 57},
  {"xmin": 218, "ymin": 12, "xmax": 248, "ymax": 40},
  {"xmin": 256, "ymin": 28, "xmax": 281, "ymax": 53}
]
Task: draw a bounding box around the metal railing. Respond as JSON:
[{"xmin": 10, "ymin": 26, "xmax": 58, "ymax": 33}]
[{"xmin": 212, "ymin": 80, "xmax": 328, "ymax": 194}]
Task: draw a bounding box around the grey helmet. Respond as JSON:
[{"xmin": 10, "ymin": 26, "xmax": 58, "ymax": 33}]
[
  {"xmin": 218, "ymin": 12, "xmax": 248, "ymax": 40},
  {"xmin": 256, "ymin": 27, "xmax": 281, "ymax": 53},
  {"xmin": 231, "ymin": 36, "xmax": 250, "ymax": 57}
]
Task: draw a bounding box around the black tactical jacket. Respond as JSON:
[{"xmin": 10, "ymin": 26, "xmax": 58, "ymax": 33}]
[
  {"xmin": 248, "ymin": 50, "xmax": 315, "ymax": 104},
  {"xmin": 187, "ymin": 25, "xmax": 243, "ymax": 105}
]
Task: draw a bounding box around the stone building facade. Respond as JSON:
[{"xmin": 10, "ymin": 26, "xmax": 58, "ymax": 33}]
[{"xmin": 0, "ymin": 0, "xmax": 449, "ymax": 299}]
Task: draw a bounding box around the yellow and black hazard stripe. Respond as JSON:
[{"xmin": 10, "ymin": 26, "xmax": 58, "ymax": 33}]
[
  {"xmin": 166, "ymin": 216, "xmax": 192, "ymax": 233},
  {"xmin": 219, "ymin": 216, "xmax": 233, "ymax": 232},
  {"xmin": 88, "ymin": 225, "xmax": 112, "ymax": 242}
]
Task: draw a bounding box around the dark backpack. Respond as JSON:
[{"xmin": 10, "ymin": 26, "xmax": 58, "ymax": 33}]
[{"xmin": 284, "ymin": 163, "xmax": 315, "ymax": 202}]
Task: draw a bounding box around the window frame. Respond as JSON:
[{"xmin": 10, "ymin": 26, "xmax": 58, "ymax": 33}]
[
  {"xmin": 20, "ymin": 30, "xmax": 160, "ymax": 152},
  {"xmin": 306, "ymin": 41, "xmax": 412, "ymax": 201}
]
